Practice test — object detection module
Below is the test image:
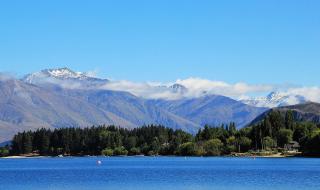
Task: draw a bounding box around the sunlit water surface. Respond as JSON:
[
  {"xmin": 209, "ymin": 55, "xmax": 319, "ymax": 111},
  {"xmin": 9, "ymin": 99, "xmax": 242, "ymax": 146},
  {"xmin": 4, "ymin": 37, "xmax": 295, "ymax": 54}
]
[{"xmin": 1, "ymin": 157, "xmax": 320, "ymax": 190}]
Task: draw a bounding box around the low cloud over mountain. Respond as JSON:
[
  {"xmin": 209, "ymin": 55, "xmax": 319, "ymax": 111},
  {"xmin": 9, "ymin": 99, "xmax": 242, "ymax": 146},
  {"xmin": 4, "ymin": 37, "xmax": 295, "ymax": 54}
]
[
  {"xmin": 22, "ymin": 68, "xmax": 320, "ymax": 106},
  {"xmin": 0, "ymin": 67, "xmax": 317, "ymax": 142},
  {"xmin": 0, "ymin": 68, "xmax": 271, "ymax": 142}
]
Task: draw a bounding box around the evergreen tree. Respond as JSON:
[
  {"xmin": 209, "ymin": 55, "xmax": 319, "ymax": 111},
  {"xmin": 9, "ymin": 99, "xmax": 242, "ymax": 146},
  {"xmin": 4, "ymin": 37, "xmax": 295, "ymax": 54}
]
[
  {"xmin": 22, "ymin": 132, "xmax": 33, "ymax": 154},
  {"xmin": 285, "ymin": 111, "xmax": 295, "ymax": 130}
]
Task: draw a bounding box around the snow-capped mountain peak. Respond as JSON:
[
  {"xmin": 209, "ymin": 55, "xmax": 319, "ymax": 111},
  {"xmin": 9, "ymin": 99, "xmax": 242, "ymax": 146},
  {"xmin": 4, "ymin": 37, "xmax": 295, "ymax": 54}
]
[
  {"xmin": 25, "ymin": 68, "xmax": 89, "ymax": 81},
  {"xmin": 266, "ymin": 91, "xmax": 283, "ymax": 101},
  {"xmin": 240, "ymin": 91, "xmax": 307, "ymax": 108},
  {"xmin": 22, "ymin": 68, "xmax": 108, "ymax": 87},
  {"xmin": 45, "ymin": 67, "xmax": 84, "ymax": 79}
]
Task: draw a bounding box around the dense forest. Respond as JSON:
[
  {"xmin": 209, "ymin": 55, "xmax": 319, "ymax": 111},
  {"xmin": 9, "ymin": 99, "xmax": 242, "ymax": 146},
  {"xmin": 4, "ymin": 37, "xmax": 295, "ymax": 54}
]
[{"xmin": 1, "ymin": 110, "xmax": 320, "ymax": 157}]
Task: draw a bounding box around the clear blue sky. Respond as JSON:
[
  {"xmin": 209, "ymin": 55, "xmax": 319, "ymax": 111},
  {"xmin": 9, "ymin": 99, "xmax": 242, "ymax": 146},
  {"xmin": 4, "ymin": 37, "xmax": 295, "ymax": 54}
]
[{"xmin": 0, "ymin": 0, "xmax": 319, "ymax": 85}]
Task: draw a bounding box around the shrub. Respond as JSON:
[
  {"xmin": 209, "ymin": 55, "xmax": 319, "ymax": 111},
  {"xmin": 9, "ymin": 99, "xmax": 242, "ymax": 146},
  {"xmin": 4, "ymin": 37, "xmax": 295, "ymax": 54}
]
[
  {"xmin": 101, "ymin": 148, "xmax": 113, "ymax": 156},
  {"xmin": 204, "ymin": 139, "xmax": 223, "ymax": 156},
  {"xmin": 178, "ymin": 142, "xmax": 199, "ymax": 156},
  {"xmin": 113, "ymin": 147, "xmax": 128, "ymax": 156},
  {"xmin": 129, "ymin": 147, "xmax": 141, "ymax": 155},
  {"xmin": 0, "ymin": 147, "xmax": 9, "ymax": 157}
]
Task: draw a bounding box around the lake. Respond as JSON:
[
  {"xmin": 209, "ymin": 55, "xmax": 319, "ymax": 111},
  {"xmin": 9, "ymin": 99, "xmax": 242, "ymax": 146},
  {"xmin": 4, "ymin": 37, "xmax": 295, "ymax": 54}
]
[{"xmin": 0, "ymin": 157, "xmax": 320, "ymax": 190}]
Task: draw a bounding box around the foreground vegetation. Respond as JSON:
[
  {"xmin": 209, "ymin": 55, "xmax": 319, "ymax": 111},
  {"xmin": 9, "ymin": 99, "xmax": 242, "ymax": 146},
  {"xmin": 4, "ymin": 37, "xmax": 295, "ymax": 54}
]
[{"xmin": 2, "ymin": 110, "xmax": 320, "ymax": 157}]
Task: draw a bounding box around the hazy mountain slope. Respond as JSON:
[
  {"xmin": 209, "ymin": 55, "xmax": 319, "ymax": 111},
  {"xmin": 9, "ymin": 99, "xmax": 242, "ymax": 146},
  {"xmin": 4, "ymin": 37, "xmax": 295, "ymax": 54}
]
[
  {"xmin": 0, "ymin": 120, "xmax": 30, "ymax": 143},
  {"xmin": 0, "ymin": 78, "xmax": 202, "ymax": 141},
  {"xmin": 149, "ymin": 95, "xmax": 267, "ymax": 128},
  {"xmin": 250, "ymin": 102, "xmax": 320, "ymax": 125},
  {"xmin": 64, "ymin": 89, "xmax": 202, "ymax": 133},
  {"xmin": 0, "ymin": 68, "xmax": 269, "ymax": 142},
  {"xmin": 0, "ymin": 79, "xmax": 136, "ymax": 141}
]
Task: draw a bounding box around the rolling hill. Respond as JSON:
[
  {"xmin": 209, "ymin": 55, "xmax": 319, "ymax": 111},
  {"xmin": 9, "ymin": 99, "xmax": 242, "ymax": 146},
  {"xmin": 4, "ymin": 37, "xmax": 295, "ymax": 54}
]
[{"xmin": 249, "ymin": 102, "xmax": 320, "ymax": 126}]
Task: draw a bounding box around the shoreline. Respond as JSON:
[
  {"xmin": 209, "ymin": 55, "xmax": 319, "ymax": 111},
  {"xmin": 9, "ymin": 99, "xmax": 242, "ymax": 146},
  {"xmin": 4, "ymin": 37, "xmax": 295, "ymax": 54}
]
[
  {"xmin": 1, "ymin": 155, "xmax": 49, "ymax": 159},
  {"xmin": 228, "ymin": 152, "xmax": 300, "ymax": 158},
  {"xmin": 1, "ymin": 153, "xmax": 309, "ymax": 159}
]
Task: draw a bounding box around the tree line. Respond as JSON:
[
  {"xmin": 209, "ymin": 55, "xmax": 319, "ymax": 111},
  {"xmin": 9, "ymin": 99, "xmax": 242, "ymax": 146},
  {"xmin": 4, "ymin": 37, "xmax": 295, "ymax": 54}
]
[
  {"xmin": 2, "ymin": 110, "xmax": 320, "ymax": 157},
  {"xmin": 248, "ymin": 110, "xmax": 320, "ymax": 155}
]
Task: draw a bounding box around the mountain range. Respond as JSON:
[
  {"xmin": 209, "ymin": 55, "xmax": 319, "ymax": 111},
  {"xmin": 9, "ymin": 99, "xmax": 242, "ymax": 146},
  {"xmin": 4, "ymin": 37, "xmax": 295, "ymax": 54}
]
[
  {"xmin": 0, "ymin": 68, "xmax": 314, "ymax": 142},
  {"xmin": 0, "ymin": 68, "xmax": 273, "ymax": 142}
]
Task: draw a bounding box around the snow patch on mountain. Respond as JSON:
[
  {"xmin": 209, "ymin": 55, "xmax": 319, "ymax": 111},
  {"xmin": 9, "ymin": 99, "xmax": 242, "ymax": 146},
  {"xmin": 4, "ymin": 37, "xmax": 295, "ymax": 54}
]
[
  {"xmin": 23, "ymin": 68, "xmax": 103, "ymax": 82},
  {"xmin": 46, "ymin": 68, "xmax": 83, "ymax": 78}
]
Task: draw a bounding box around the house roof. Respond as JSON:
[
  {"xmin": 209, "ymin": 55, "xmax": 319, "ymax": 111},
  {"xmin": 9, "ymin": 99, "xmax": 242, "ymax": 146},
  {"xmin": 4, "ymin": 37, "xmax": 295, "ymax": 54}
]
[{"xmin": 288, "ymin": 141, "xmax": 300, "ymax": 148}]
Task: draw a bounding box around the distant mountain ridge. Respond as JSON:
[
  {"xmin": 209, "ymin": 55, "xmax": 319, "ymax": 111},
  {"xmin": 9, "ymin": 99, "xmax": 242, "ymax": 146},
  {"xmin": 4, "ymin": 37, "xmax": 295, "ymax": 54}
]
[
  {"xmin": 0, "ymin": 68, "xmax": 268, "ymax": 142},
  {"xmin": 23, "ymin": 68, "xmax": 311, "ymax": 107},
  {"xmin": 149, "ymin": 95, "xmax": 266, "ymax": 128}
]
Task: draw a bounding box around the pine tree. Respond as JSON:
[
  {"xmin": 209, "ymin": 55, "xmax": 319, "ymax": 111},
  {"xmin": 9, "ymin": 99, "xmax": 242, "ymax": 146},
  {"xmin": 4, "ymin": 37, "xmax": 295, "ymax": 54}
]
[
  {"xmin": 285, "ymin": 111, "xmax": 295, "ymax": 130},
  {"xmin": 22, "ymin": 132, "xmax": 33, "ymax": 154}
]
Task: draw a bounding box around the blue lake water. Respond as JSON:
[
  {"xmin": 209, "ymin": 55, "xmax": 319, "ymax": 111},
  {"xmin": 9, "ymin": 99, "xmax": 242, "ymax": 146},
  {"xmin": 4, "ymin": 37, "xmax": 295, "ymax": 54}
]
[{"xmin": 0, "ymin": 157, "xmax": 320, "ymax": 190}]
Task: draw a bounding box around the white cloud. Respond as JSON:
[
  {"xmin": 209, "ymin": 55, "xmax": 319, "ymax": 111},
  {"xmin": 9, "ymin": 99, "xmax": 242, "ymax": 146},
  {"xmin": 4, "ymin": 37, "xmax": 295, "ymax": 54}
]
[
  {"xmin": 20, "ymin": 69, "xmax": 320, "ymax": 103},
  {"xmin": 83, "ymin": 69, "xmax": 99, "ymax": 78},
  {"xmin": 286, "ymin": 87, "xmax": 320, "ymax": 103},
  {"xmin": 175, "ymin": 78, "xmax": 274, "ymax": 99},
  {"xmin": 100, "ymin": 80, "xmax": 182, "ymax": 100},
  {"xmin": 98, "ymin": 78, "xmax": 320, "ymax": 105},
  {"xmin": 95, "ymin": 77, "xmax": 277, "ymax": 100}
]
